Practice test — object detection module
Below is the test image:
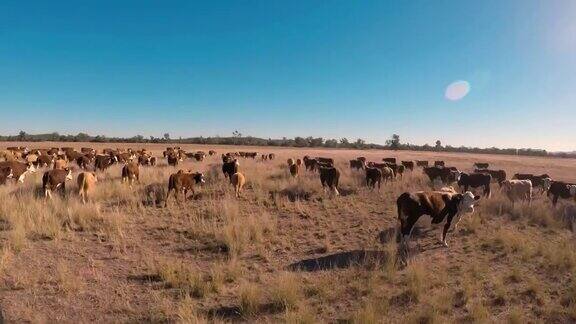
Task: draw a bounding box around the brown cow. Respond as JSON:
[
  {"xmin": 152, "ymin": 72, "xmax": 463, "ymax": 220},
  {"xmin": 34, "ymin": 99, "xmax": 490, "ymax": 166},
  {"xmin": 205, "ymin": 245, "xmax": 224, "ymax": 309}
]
[
  {"xmin": 434, "ymin": 161, "xmax": 445, "ymax": 167},
  {"xmin": 42, "ymin": 168, "xmax": 73, "ymax": 199},
  {"xmin": 365, "ymin": 167, "xmax": 382, "ymax": 190},
  {"xmin": 208, "ymin": 150, "xmax": 217, "ymax": 156},
  {"xmin": 0, "ymin": 167, "xmax": 13, "ymax": 185},
  {"xmin": 121, "ymin": 162, "xmax": 140, "ymax": 187},
  {"xmin": 36, "ymin": 155, "xmax": 54, "ymax": 168},
  {"xmin": 77, "ymin": 172, "xmax": 98, "ymax": 204},
  {"xmin": 54, "ymin": 158, "xmax": 68, "ymax": 170},
  {"xmin": 165, "ymin": 170, "xmax": 205, "ymax": 206},
  {"xmin": 0, "ymin": 161, "xmax": 35, "ymax": 183},
  {"xmin": 167, "ymin": 153, "xmax": 179, "ymax": 167},
  {"xmin": 76, "ymin": 155, "xmax": 91, "ymax": 169},
  {"xmin": 416, "ymin": 160, "xmax": 429, "ymax": 168},
  {"xmin": 383, "ymin": 158, "xmax": 396, "ymax": 164},
  {"xmin": 268, "ymin": 153, "xmax": 275, "ymax": 160},
  {"xmin": 222, "ymin": 159, "xmax": 239, "ymax": 180},
  {"xmin": 318, "ymin": 166, "xmax": 340, "ymax": 195},
  {"xmin": 289, "ymin": 163, "xmax": 299, "ymax": 178},
  {"xmin": 231, "ymin": 172, "xmax": 246, "ymax": 198},
  {"xmin": 401, "ymin": 161, "xmax": 415, "ymax": 171},
  {"xmin": 95, "ymin": 155, "xmax": 117, "ymax": 171},
  {"xmin": 350, "ymin": 159, "xmax": 365, "ymax": 170}
]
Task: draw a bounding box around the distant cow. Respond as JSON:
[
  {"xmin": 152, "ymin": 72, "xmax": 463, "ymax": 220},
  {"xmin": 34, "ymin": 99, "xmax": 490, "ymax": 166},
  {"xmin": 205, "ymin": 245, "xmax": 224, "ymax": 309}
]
[
  {"xmin": 303, "ymin": 156, "xmax": 317, "ymax": 171},
  {"xmin": 121, "ymin": 162, "xmax": 140, "ymax": 187},
  {"xmin": 231, "ymin": 172, "xmax": 246, "ymax": 198},
  {"xmin": 208, "ymin": 150, "xmax": 217, "ymax": 156},
  {"xmin": 81, "ymin": 147, "xmax": 95, "ymax": 154},
  {"xmin": 383, "ymin": 158, "xmax": 396, "ymax": 164},
  {"xmin": 287, "ymin": 158, "xmax": 295, "ymax": 166},
  {"xmin": 268, "ymin": 153, "xmax": 275, "ymax": 160},
  {"xmin": 0, "ymin": 161, "xmax": 35, "ymax": 183},
  {"xmin": 165, "ymin": 170, "xmax": 206, "ymax": 206},
  {"xmin": 222, "ymin": 159, "xmax": 239, "ymax": 181},
  {"xmin": 416, "ymin": 160, "xmax": 429, "ymax": 168},
  {"xmin": 42, "ymin": 168, "xmax": 73, "ymax": 199},
  {"xmin": 317, "ymin": 157, "xmax": 334, "ymax": 165},
  {"xmin": 386, "ymin": 163, "xmax": 405, "ymax": 179},
  {"xmin": 167, "ymin": 154, "xmax": 179, "ymax": 167},
  {"xmin": 396, "ymin": 191, "xmax": 480, "ymax": 247},
  {"xmin": 0, "ymin": 167, "xmax": 13, "ymax": 185},
  {"xmin": 513, "ymin": 173, "xmax": 552, "ymax": 193},
  {"xmin": 95, "ymin": 155, "xmax": 117, "ymax": 171},
  {"xmin": 349, "ymin": 159, "xmax": 365, "ymax": 170},
  {"xmin": 138, "ymin": 155, "xmax": 152, "ymax": 166},
  {"xmin": 365, "ymin": 167, "xmax": 382, "ymax": 190},
  {"xmin": 434, "ymin": 161, "xmax": 445, "ymax": 167},
  {"xmin": 474, "ymin": 162, "xmax": 489, "ymax": 169},
  {"xmin": 76, "ymin": 155, "xmax": 91, "ymax": 169},
  {"xmin": 289, "ymin": 163, "xmax": 299, "ymax": 178},
  {"xmin": 474, "ymin": 169, "xmax": 507, "ymax": 186},
  {"xmin": 547, "ymin": 181, "xmax": 576, "ymax": 206},
  {"xmin": 318, "ymin": 166, "xmax": 340, "ymax": 195},
  {"xmin": 458, "ymin": 172, "xmax": 491, "ymax": 197},
  {"xmin": 502, "ymin": 179, "xmax": 532, "ymax": 203},
  {"xmin": 423, "ymin": 166, "xmax": 461, "ymax": 186},
  {"xmin": 77, "ymin": 172, "xmax": 98, "ymax": 204},
  {"xmin": 401, "ymin": 161, "xmax": 415, "ymax": 171}
]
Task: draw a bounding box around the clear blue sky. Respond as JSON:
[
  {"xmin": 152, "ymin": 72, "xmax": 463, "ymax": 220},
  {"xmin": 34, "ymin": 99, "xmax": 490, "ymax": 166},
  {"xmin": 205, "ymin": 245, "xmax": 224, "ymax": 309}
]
[{"xmin": 1, "ymin": 1, "xmax": 575, "ymax": 151}]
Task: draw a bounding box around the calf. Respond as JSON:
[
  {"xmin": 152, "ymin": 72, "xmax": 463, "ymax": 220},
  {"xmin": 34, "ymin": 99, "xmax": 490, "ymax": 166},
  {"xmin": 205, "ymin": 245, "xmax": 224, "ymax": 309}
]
[
  {"xmin": 474, "ymin": 162, "xmax": 489, "ymax": 169},
  {"xmin": 318, "ymin": 166, "xmax": 340, "ymax": 195},
  {"xmin": 513, "ymin": 173, "xmax": 552, "ymax": 193},
  {"xmin": 77, "ymin": 172, "xmax": 98, "ymax": 204},
  {"xmin": 54, "ymin": 158, "xmax": 68, "ymax": 170},
  {"xmin": 401, "ymin": 161, "xmax": 415, "ymax": 171},
  {"xmin": 231, "ymin": 172, "xmax": 246, "ymax": 197},
  {"xmin": 365, "ymin": 167, "xmax": 382, "ymax": 190},
  {"xmin": 0, "ymin": 161, "xmax": 35, "ymax": 183},
  {"xmin": 222, "ymin": 159, "xmax": 239, "ymax": 181},
  {"xmin": 458, "ymin": 173, "xmax": 492, "ymax": 197},
  {"xmin": 548, "ymin": 181, "xmax": 576, "ymax": 206},
  {"xmin": 474, "ymin": 169, "xmax": 507, "ymax": 186},
  {"xmin": 502, "ymin": 180, "xmax": 532, "ymax": 203},
  {"xmin": 121, "ymin": 162, "xmax": 140, "ymax": 187},
  {"xmin": 138, "ymin": 155, "xmax": 152, "ymax": 166},
  {"xmin": 0, "ymin": 167, "xmax": 13, "ymax": 185},
  {"xmin": 42, "ymin": 168, "xmax": 73, "ymax": 199},
  {"xmin": 349, "ymin": 159, "xmax": 365, "ymax": 170},
  {"xmin": 397, "ymin": 191, "xmax": 480, "ymax": 247},
  {"xmin": 165, "ymin": 170, "xmax": 205, "ymax": 206}
]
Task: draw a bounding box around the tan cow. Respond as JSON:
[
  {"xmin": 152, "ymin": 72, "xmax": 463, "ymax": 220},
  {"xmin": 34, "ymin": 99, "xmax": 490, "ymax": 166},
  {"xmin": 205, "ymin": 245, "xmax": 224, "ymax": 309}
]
[
  {"xmin": 54, "ymin": 158, "xmax": 68, "ymax": 170},
  {"xmin": 231, "ymin": 172, "xmax": 246, "ymax": 198},
  {"xmin": 77, "ymin": 172, "xmax": 98, "ymax": 204}
]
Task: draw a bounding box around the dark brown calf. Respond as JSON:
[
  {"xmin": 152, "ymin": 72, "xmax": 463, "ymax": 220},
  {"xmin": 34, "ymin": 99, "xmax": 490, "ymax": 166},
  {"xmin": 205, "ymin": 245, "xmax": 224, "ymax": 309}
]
[
  {"xmin": 318, "ymin": 166, "xmax": 340, "ymax": 195},
  {"xmin": 42, "ymin": 168, "xmax": 72, "ymax": 198}
]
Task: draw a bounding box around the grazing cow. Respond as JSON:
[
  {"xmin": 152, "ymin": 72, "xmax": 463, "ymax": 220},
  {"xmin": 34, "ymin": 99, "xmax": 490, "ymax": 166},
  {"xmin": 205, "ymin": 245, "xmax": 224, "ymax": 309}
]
[
  {"xmin": 0, "ymin": 167, "xmax": 13, "ymax": 185},
  {"xmin": 165, "ymin": 170, "xmax": 205, "ymax": 206},
  {"xmin": 318, "ymin": 166, "xmax": 340, "ymax": 195},
  {"xmin": 349, "ymin": 159, "xmax": 365, "ymax": 170},
  {"xmin": 121, "ymin": 162, "xmax": 140, "ymax": 187},
  {"xmin": 401, "ymin": 161, "xmax": 415, "ymax": 171},
  {"xmin": 501, "ymin": 180, "xmax": 532, "ymax": 203},
  {"xmin": 474, "ymin": 169, "xmax": 507, "ymax": 186},
  {"xmin": 268, "ymin": 153, "xmax": 275, "ymax": 160},
  {"xmin": 76, "ymin": 155, "xmax": 91, "ymax": 169},
  {"xmin": 167, "ymin": 153, "xmax": 179, "ymax": 167},
  {"xmin": 396, "ymin": 191, "xmax": 480, "ymax": 247},
  {"xmin": 513, "ymin": 173, "xmax": 552, "ymax": 193},
  {"xmin": 77, "ymin": 172, "xmax": 98, "ymax": 204},
  {"xmin": 231, "ymin": 172, "xmax": 246, "ymax": 197},
  {"xmin": 289, "ymin": 163, "xmax": 299, "ymax": 178},
  {"xmin": 547, "ymin": 181, "xmax": 576, "ymax": 206},
  {"xmin": 42, "ymin": 168, "xmax": 73, "ymax": 199},
  {"xmin": 95, "ymin": 155, "xmax": 117, "ymax": 171},
  {"xmin": 222, "ymin": 159, "xmax": 239, "ymax": 180},
  {"xmin": 474, "ymin": 162, "xmax": 489, "ymax": 169},
  {"xmin": 434, "ymin": 161, "xmax": 445, "ymax": 167},
  {"xmin": 423, "ymin": 166, "xmax": 461, "ymax": 185},
  {"xmin": 54, "ymin": 158, "xmax": 68, "ymax": 170},
  {"xmin": 365, "ymin": 167, "xmax": 382, "ymax": 190},
  {"xmin": 0, "ymin": 161, "xmax": 35, "ymax": 183},
  {"xmin": 317, "ymin": 157, "xmax": 334, "ymax": 165},
  {"xmin": 383, "ymin": 158, "xmax": 396, "ymax": 164},
  {"xmin": 36, "ymin": 155, "xmax": 54, "ymax": 168},
  {"xmin": 416, "ymin": 160, "xmax": 429, "ymax": 168},
  {"xmin": 208, "ymin": 150, "xmax": 217, "ymax": 156},
  {"xmin": 458, "ymin": 173, "xmax": 492, "ymax": 197}
]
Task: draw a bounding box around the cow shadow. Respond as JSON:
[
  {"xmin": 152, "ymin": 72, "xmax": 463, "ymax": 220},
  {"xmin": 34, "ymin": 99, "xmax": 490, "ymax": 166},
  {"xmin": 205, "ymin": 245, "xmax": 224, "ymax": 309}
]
[{"xmin": 287, "ymin": 250, "xmax": 389, "ymax": 272}]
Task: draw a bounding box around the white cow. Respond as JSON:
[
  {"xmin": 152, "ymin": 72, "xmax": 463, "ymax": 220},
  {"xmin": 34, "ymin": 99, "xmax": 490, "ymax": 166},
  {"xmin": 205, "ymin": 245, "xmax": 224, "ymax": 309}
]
[{"xmin": 502, "ymin": 179, "xmax": 532, "ymax": 203}]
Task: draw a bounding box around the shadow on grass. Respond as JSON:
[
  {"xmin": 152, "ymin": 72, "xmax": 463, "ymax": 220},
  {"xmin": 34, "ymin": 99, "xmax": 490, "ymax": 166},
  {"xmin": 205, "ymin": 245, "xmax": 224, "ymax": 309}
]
[{"xmin": 287, "ymin": 250, "xmax": 389, "ymax": 272}]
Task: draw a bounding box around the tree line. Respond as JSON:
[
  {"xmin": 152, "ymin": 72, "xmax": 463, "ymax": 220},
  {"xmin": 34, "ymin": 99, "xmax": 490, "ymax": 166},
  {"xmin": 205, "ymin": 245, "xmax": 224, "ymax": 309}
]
[{"xmin": 1, "ymin": 131, "xmax": 573, "ymax": 159}]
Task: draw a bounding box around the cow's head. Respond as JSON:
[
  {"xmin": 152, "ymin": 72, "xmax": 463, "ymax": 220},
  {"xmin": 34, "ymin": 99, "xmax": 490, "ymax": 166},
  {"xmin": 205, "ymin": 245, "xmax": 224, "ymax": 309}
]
[
  {"xmin": 26, "ymin": 162, "xmax": 37, "ymax": 173},
  {"xmin": 542, "ymin": 178, "xmax": 553, "ymax": 191},
  {"xmin": 65, "ymin": 168, "xmax": 73, "ymax": 180},
  {"xmin": 194, "ymin": 172, "xmax": 205, "ymax": 184},
  {"xmin": 454, "ymin": 191, "xmax": 480, "ymax": 214}
]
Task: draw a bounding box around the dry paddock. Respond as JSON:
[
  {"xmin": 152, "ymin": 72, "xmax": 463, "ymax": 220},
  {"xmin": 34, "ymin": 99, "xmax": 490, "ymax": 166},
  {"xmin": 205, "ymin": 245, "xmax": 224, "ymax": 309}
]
[{"xmin": 0, "ymin": 142, "xmax": 576, "ymax": 323}]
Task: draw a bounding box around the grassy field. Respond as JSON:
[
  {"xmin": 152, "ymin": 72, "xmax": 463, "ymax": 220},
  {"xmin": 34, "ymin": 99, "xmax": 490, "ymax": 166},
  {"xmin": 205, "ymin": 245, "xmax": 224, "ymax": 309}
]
[{"xmin": 0, "ymin": 142, "xmax": 575, "ymax": 323}]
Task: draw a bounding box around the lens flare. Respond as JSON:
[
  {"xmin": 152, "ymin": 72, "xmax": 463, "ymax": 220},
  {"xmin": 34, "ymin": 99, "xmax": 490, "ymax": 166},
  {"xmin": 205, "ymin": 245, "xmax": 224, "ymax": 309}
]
[{"xmin": 445, "ymin": 80, "xmax": 470, "ymax": 101}]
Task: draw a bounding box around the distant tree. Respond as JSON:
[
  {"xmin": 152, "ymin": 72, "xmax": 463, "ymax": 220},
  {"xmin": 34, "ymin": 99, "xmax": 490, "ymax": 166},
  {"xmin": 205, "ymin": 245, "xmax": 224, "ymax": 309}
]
[
  {"xmin": 232, "ymin": 130, "xmax": 242, "ymax": 138},
  {"xmin": 18, "ymin": 131, "xmax": 27, "ymax": 141},
  {"xmin": 163, "ymin": 133, "xmax": 170, "ymax": 141},
  {"xmin": 310, "ymin": 137, "xmax": 324, "ymax": 147},
  {"xmin": 435, "ymin": 140, "xmax": 442, "ymax": 150},
  {"xmin": 354, "ymin": 138, "xmax": 366, "ymax": 149},
  {"xmin": 294, "ymin": 136, "xmax": 307, "ymax": 147},
  {"xmin": 340, "ymin": 138, "xmax": 349, "ymax": 147},
  {"xmin": 386, "ymin": 134, "xmax": 400, "ymax": 150},
  {"xmin": 324, "ymin": 139, "xmax": 338, "ymax": 148}
]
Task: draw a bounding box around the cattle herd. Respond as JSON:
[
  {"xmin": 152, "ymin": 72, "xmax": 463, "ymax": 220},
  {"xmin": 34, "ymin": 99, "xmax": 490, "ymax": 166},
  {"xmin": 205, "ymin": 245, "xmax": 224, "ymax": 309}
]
[{"xmin": 0, "ymin": 146, "xmax": 575, "ymax": 249}]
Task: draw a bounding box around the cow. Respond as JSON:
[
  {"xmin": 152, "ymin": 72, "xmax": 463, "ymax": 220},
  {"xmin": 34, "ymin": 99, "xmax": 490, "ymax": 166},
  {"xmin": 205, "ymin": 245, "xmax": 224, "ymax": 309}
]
[
  {"xmin": 474, "ymin": 169, "xmax": 507, "ymax": 186},
  {"xmin": 208, "ymin": 150, "xmax": 217, "ymax": 156},
  {"xmin": 165, "ymin": 170, "xmax": 206, "ymax": 206},
  {"xmin": 365, "ymin": 167, "xmax": 382, "ymax": 190},
  {"xmin": 0, "ymin": 150, "xmax": 15, "ymax": 162},
  {"xmin": 138, "ymin": 155, "xmax": 152, "ymax": 166},
  {"xmin": 357, "ymin": 157, "xmax": 367, "ymax": 163},
  {"xmin": 303, "ymin": 156, "xmax": 317, "ymax": 171},
  {"xmin": 401, "ymin": 161, "xmax": 415, "ymax": 171},
  {"xmin": 474, "ymin": 162, "xmax": 489, "ymax": 169},
  {"xmin": 66, "ymin": 150, "xmax": 83, "ymax": 162},
  {"xmin": 350, "ymin": 159, "xmax": 365, "ymax": 170},
  {"xmin": 318, "ymin": 166, "xmax": 340, "ymax": 196},
  {"xmin": 245, "ymin": 152, "xmax": 258, "ymax": 159},
  {"xmin": 116, "ymin": 152, "xmax": 135, "ymax": 163},
  {"xmin": 150, "ymin": 157, "xmax": 157, "ymax": 166},
  {"xmin": 396, "ymin": 190, "xmax": 481, "ymax": 247},
  {"xmin": 416, "ymin": 160, "xmax": 429, "ymax": 168},
  {"xmin": 231, "ymin": 172, "xmax": 246, "ymax": 198},
  {"xmin": 423, "ymin": 166, "xmax": 461, "ymax": 186},
  {"xmin": 547, "ymin": 181, "xmax": 576, "ymax": 206},
  {"xmin": 42, "ymin": 168, "xmax": 73, "ymax": 199},
  {"xmin": 458, "ymin": 173, "xmax": 491, "ymax": 197},
  {"xmin": 193, "ymin": 152, "xmax": 205, "ymax": 162},
  {"xmin": 0, "ymin": 161, "xmax": 35, "ymax": 183},
  {"xmin": 54, "ymin": 158, "xmax": 68, "ymax": 170},
  {"xmin": 434, "ymin": 161, "xmax": 445, "ymax": 167},
  {"xmin": 513, "ymin": 174, "xmax": 552, "ymax": 193},
  {"xmin": 261, "ymin": 154, "xmax": 268, "ymax": 161},
  {"xmin": 287, "ymin": 158, "xmax": 295, "ymax": 166},
  {"xmin": 95, "ymin": 155, "xmax": 117, "ymax": 171},
  {"xmin": 25, "ymin": 153, "xmax": 38, "ymax": 164},
  {"xmin": 167, "ymin": 153, "xmax": 179, "ymax": 167},
  {"xmin": 289, "ymin": 163, "xmax": 299, "ymax": 178},
  {"xmin": 381, "ymin": 166, "xmax": 394, "ymax": 182},
  {"xmin": 77, "ymin": 172, "xmax": 98, "ymax": 204},
  {"xmin": 268, "ymin": 153, "xmax": 275, "ymax": 160},
  {"xmin": 386, "ymin": 163, "xmax": 405, "ymax": 179},
  {"xmin": 383, "ymin": 158, "xmax": 396, "ymax": 164},
  {"xmin": 81, "ymin": 147, "xmax": 95, "ymax": 154},
  {"xmin": 501, "ymin": 179, "xmax": 532, "ymax": 204},
  {"xmin": 47, "ymin": 148, "xmax": 59, "ymax": 156},
  {"xmin": 0, "ymin": 167, "xmax": 13, "ymax": 185},
  {"xmin": 121, "ymin": 162, "xmax": 140, "ymax": 187},
  {"xmin": 296, "ymin": 159, "xmax": 302, "ymax": 167},
  {"xmin": 36, "ymin": 155, "xmax": 54, "ymax": 168},
  {"xmin": 76, "ymin": 155, "xmax": 91, "ymax": 169},
  {"xmin": 222, "ymin": 159, "xmax": 239, "ymax": 181},
  {"xmin": 316, "ymin": 157, "xmax": 334, "ymax": 165}
]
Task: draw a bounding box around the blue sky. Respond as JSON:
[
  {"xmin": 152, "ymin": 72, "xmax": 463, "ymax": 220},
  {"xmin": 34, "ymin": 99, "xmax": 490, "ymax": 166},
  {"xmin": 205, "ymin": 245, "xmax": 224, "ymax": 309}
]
[{"xmin": 1, "ymin": 1, "xmax": 575, "ymax": 151}]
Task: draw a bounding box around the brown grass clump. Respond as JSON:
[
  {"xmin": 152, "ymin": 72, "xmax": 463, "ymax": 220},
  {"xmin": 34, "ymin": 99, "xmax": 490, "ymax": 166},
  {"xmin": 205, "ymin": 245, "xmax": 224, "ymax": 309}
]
[{"xmin": 269, "ymin": 272, "xmax": 303, "ymax": 312}]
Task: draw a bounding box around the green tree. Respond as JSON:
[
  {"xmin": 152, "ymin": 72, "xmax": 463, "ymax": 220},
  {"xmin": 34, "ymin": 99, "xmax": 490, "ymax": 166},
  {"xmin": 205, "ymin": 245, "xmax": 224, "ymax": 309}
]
[{"xmin": 386, "ymin": 134, "xmax": 401, "ymax": 150}]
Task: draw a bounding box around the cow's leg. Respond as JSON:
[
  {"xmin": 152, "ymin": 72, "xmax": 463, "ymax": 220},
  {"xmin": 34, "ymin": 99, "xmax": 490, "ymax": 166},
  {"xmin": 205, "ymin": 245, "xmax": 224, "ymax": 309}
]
[
  {"xmin": 164, "ymin": 189, "xmax": 173, "ymax": 207},
  {"xmin": 441, "ymin": 214, "xmax": 455, "ymax": 247}
]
